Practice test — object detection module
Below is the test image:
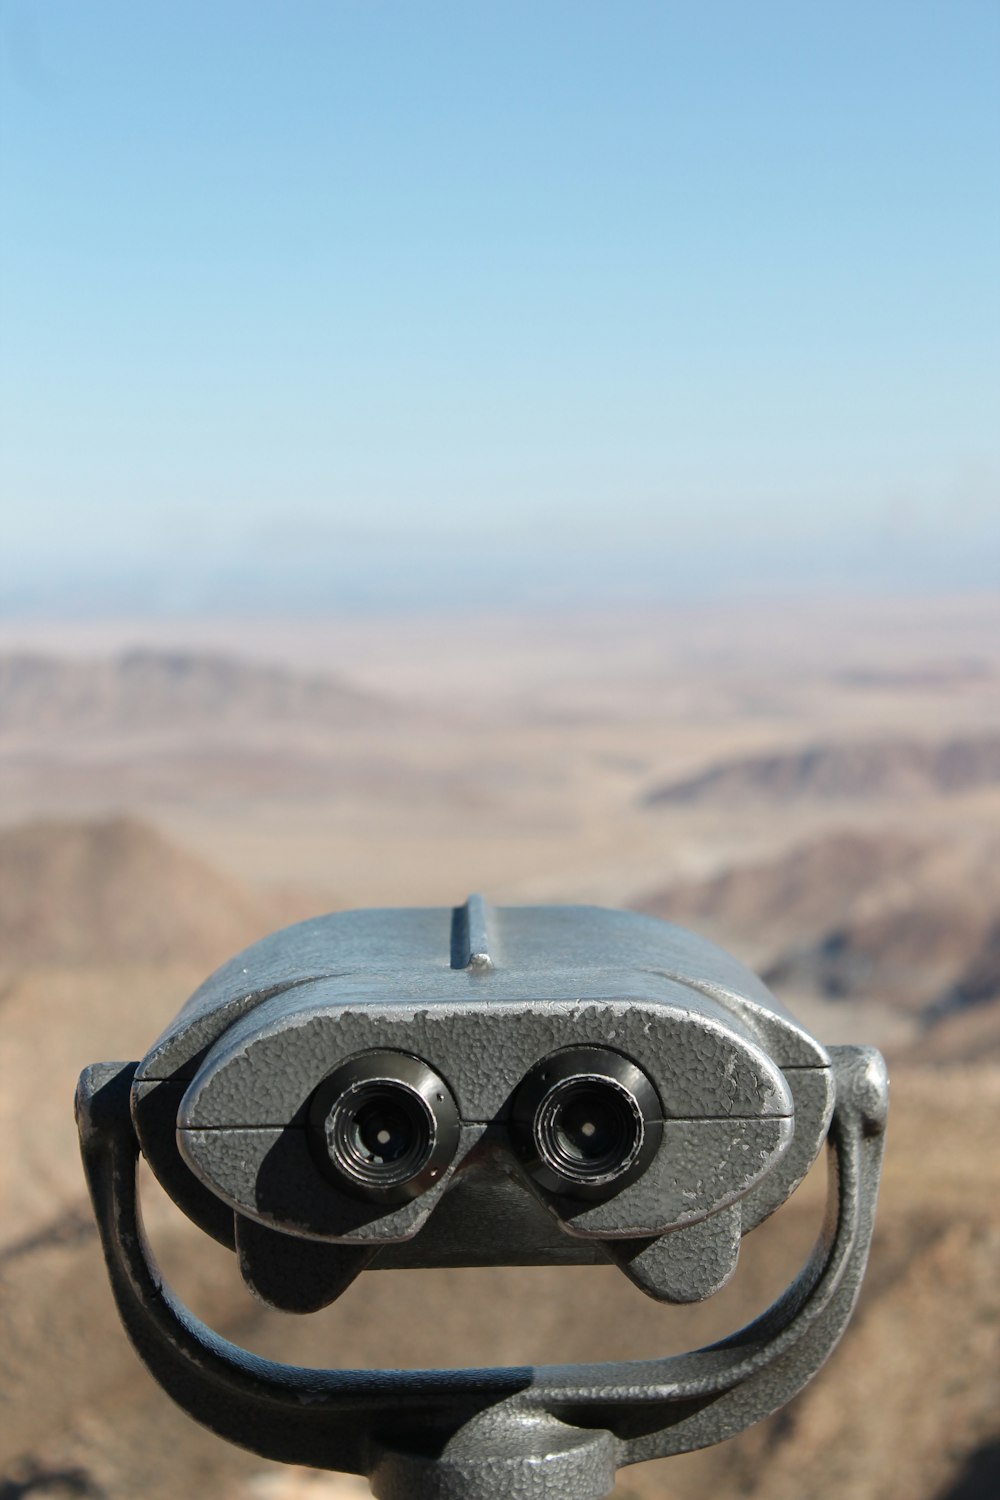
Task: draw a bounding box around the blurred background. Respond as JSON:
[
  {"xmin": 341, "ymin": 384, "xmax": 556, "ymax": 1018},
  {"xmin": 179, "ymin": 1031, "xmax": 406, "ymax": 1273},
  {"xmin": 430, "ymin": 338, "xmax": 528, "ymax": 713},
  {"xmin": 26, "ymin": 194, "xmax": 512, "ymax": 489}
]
[{"xmin": 1, "ymin": 3, "xmax": 998, "ymax": 1497}]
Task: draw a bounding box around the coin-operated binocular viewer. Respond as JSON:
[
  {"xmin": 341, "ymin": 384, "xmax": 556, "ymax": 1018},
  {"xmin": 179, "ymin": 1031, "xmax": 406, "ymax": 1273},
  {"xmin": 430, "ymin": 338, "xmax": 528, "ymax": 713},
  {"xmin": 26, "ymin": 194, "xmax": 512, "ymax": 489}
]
[{"xmin": 77, "ymin": 897, "xmax": 888, "ymax": 1500}]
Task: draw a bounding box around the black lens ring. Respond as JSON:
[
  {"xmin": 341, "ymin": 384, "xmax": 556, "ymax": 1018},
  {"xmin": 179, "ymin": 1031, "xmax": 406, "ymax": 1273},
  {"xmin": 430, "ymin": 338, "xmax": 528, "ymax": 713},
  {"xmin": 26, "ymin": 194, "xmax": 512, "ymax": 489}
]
[
  {"xmin": 309, "ymin": 1050, "xmax": 461, "ymax": 1203},
  {"xmin": 511, "ymin": 1046, "xmax": 662, "ymax": 1201},
  {"xmin": 534, "ymin": 1073, "xmax": 646, "ymax": 1185},
  {"xmin": 329, "ymin": 1078, "xmax": 435, "ymax": 1188}
]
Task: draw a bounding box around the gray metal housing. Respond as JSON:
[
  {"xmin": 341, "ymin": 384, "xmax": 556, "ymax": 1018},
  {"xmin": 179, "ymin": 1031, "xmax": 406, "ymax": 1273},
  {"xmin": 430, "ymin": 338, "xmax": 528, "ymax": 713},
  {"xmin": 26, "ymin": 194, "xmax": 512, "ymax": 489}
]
[{"xmin": 77, "ymin": 897, "xmax": 887, "ymax": 1499}]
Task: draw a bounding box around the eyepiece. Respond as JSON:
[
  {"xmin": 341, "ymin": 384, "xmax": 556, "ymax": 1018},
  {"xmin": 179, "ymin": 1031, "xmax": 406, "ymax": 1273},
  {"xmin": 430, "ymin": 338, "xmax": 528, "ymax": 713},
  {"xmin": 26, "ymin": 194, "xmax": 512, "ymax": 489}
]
[
  {"xmin": 331, "ymin": 1080, "xmax": 433, "ymax": 1187},
  {"xmin": 309, "ymin": 1051, "xmax": 460, "ymax": 1202},
  {"xmin": 536, "ymin": 1077, "xmax": 643, "ymax": 1184},
  {"xmin": 512, "ymin": 1047, "xmax": 661, "ymax": 1199}
]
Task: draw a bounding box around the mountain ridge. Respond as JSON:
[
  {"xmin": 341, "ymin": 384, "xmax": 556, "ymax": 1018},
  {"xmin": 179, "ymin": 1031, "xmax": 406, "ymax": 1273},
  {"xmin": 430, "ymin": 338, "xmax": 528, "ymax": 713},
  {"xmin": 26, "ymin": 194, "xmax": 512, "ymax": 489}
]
[
  {"xmin": 644, "ymin": 732, "xmax": 1000, "ymax": 805},
  {"xmin": 0, "ymin": 649, "xmax": 400, "ymax": 738}
]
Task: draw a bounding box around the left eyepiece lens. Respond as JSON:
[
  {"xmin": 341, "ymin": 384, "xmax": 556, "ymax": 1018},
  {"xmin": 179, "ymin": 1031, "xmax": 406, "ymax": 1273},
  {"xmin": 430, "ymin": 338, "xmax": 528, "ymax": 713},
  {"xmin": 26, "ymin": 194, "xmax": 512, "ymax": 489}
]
[
  {"xmin": 335, "ymin": 1080, "xmax": 434, "ymax": 1183},
  {"xmin": 309, "ymin": 1051, "xmax": 460, "ymax": 1202}
]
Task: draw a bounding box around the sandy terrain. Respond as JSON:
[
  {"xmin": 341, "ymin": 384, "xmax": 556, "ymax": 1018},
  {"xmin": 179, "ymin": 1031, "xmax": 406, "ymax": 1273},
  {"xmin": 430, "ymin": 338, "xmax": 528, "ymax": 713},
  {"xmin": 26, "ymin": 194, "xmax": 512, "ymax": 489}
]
[{"xmin": 0, "ymin": 594, "xmax": 998, "ymax": 1498}]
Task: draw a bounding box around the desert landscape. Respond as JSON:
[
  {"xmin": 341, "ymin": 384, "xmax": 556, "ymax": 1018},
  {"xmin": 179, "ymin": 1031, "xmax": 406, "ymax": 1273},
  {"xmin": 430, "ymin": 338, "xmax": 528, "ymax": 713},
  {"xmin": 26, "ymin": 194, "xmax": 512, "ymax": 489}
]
[{"xmin": 1, "ymin": 593, "xmax": 998, "ymax": 1500}]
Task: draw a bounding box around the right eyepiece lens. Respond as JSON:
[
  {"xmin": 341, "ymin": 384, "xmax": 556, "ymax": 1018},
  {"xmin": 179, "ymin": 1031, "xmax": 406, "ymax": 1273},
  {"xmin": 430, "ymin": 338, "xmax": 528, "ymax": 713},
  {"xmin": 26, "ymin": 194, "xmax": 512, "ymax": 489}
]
[
  {"xmin": 538, "ymin": 1078, "xmax": 642, "ymax": 1184},
  {"xmin": 512, "ymin": 1047, "xmax": 661, "ymax": 1199}
]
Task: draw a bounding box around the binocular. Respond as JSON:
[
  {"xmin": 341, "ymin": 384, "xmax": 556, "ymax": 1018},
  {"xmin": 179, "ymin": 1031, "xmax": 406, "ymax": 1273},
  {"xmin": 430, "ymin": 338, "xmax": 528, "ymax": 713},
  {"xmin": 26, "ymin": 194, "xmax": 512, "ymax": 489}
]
[{"xmin": 77, "ymin": 897, "xmax": 888, "ymax": 1500}]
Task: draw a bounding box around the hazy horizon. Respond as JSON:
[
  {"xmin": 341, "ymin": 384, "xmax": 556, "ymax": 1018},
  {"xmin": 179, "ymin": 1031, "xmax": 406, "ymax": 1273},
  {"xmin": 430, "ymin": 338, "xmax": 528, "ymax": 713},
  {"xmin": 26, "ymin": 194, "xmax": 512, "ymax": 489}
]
[{"xmin": 4, "ymin": 526, "xmax": 1000, "ymax": 620}]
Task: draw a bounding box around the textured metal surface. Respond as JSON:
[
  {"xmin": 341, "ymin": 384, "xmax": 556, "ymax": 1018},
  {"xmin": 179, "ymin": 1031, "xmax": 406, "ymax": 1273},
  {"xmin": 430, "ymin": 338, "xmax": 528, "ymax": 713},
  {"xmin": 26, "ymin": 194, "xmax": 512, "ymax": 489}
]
[
  {"xmin": 77, "ymin": 898, "xmax": 888, "ymax": 1499},
  {"xmin": 133, "ymin": 900, "xmax": 825, "ymax": 1284}
]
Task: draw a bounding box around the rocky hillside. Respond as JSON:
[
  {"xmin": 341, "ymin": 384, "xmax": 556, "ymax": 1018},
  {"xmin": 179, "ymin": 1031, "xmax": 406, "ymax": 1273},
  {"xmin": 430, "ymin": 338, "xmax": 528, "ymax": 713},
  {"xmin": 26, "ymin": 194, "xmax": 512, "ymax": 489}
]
[
  {"xmin": 639, "ymin": 829, "xmax": 1000, "ymax": 1048},
  {"xmin": 638, "ymin": 830, "xmax": 918, "ymax": 950},
  {"xmin": 0, "ymin": 815, "xmax": 270, "ymax": 970},
  {"xmin": 766, "ymin": 894, "xmax": 1000, "ymax": 1022},
  {"xmin": 0, "ymin": 650, "xmax": 396, "ymax": 738},
  {"xmin": 644, "ymin": 732, "xmax": 1000, "ymax": 805}
]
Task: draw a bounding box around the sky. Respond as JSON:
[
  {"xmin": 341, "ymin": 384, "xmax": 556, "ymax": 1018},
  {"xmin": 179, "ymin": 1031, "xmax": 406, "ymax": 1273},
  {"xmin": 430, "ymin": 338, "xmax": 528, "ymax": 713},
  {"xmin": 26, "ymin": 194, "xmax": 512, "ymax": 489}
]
[{"xmin": 1, "ymin": 0, "xmax": 998, "ymax": 614}]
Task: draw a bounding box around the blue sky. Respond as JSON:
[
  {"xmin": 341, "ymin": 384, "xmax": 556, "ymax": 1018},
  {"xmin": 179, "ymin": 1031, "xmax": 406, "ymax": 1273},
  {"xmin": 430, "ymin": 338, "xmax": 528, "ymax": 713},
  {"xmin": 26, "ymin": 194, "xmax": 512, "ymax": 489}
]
[{"xmin": 1, "ymin": 1, "xmax": 998, "ymax": 612}]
